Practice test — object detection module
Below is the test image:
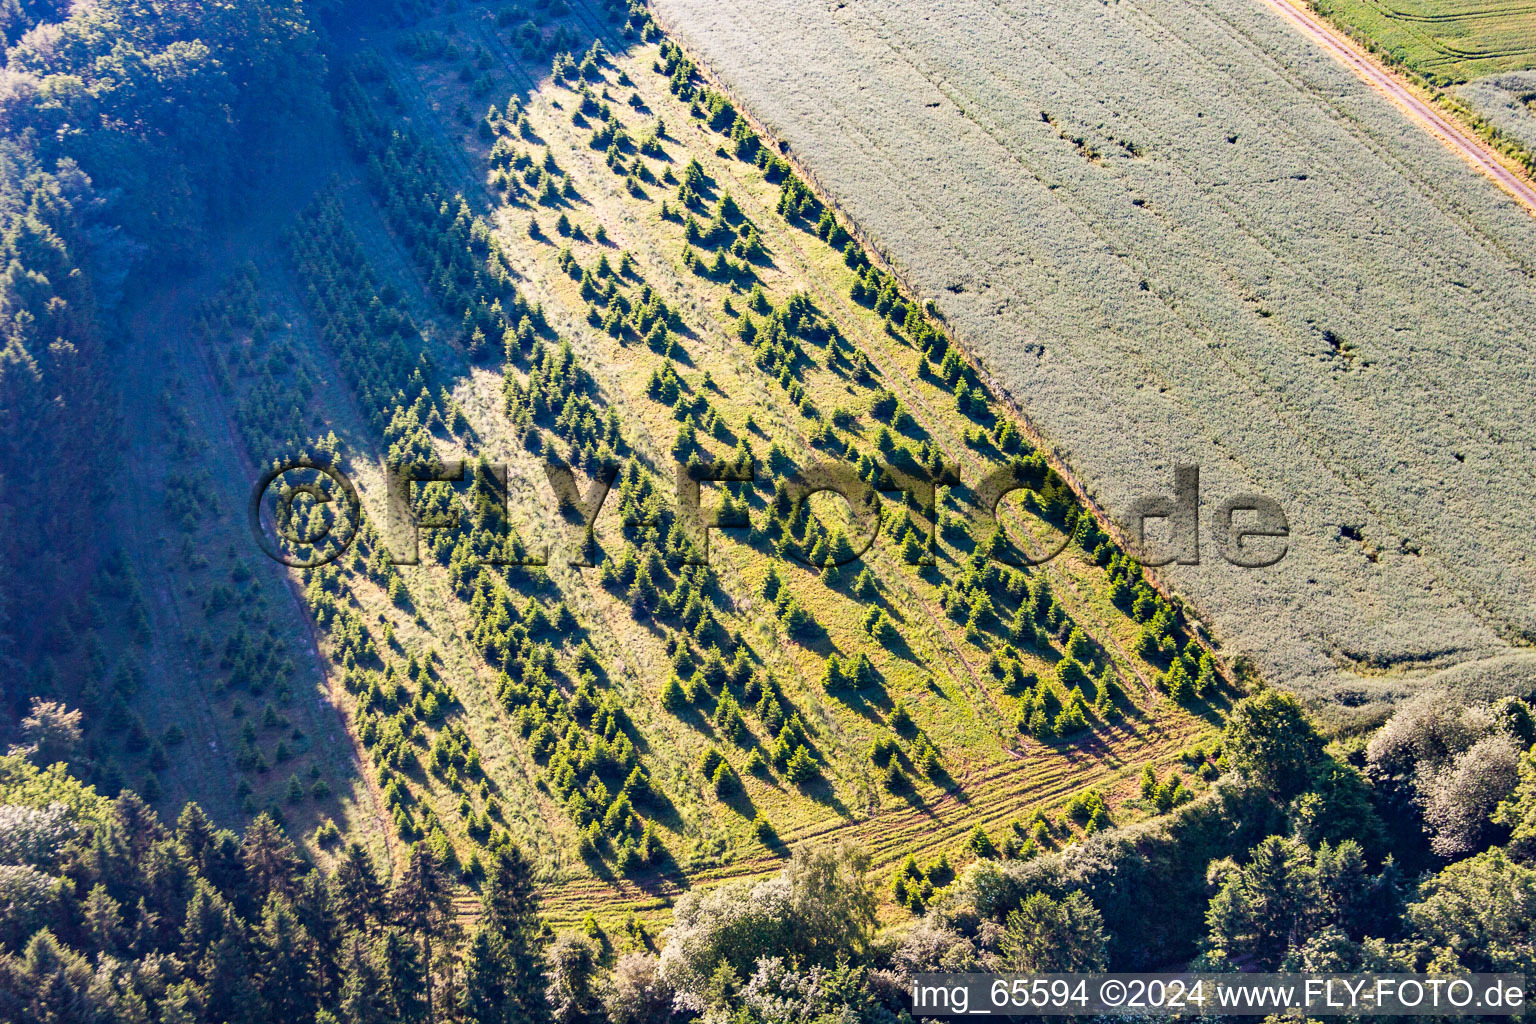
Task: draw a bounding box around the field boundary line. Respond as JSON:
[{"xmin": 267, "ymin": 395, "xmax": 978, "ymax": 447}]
[
  {"xmin": 1263, "ymin": 0, "xmax": 1536, "ymax": 215},
  {"xmin": 644, "ymin": 1, "xmax": 1235, "ymax": 685}
]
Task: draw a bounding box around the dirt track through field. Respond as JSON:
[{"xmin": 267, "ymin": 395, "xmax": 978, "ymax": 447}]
[{"xmin": 1261, "ymin": 0, "xmax": 1536, "ymax": 215}]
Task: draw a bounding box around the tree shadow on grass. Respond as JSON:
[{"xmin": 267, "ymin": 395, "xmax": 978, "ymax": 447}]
[
  {"xmin": 717, "ymin": 780, "xmax": 756, "ymax": 820},
  {"xmin": 757, "ymin": 830, "xmax": 789, "ymax": 857},
  {"xmin": 1188, "ymin": 685, "xmax": 1235, "ymax": 725},
  {"xmin": 655, "ymin": 341, "xmax": 697, "ymax": 370},
  {"xmin": 706, "ymin": 422, "xmax": 740, "ymax": 449},
  {"xmin": 888, "ymin": 775, "xmax": 931, "ymax": 811},
  {"xmin": 877, "ymin": 627, "xmax": 920, "ymax": 665},
  {"xmin": 635, "ymin": 785, "xmax": 684, "ymax": 833},
  {"xmin": 612, "ymin": 708, "xmax": 654, "ymax": 755},
  {"xmin": 794, "ymin": 776, "xmax": 850, "ymax": 817},
  {"xmin": 923, "ymin": 761, "xmax": 960, "ymax": 798},
  {"xmin": 784, "ymin": 622, "xmax": 836, "ymax": 656},
  {"xmin": 579, "ymin": 844, "xmax": 616, "ymax": 881},
  {"xmin": 1046, "ymin": 728, "xmax": 1130, "ymax": 773},
  {"xmin": 665, "ymin": 695, "xmax": 713, "ymax": 732},
  {"xmin": 825, "ymin": 685, "xmax": 886, "ymax": 726},
  {"xmin": 621, "ymin": 850, "xmax": 691, "ymax": 896}
]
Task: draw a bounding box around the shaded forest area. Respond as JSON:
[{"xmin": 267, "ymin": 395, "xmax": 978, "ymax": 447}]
[{"xmin": 0, "ymin": 0, "xmax": 347, "ymax": 726}]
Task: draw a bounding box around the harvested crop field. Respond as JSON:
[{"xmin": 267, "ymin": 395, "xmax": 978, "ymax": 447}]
[{"xmin": 652, "ymin": 0, "xmax": 1536, "ymax": 713}]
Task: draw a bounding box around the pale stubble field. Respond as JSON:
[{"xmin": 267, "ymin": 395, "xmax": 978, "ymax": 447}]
[{"xmin": 650, "ymin": 0, "xmax": 1536, "ymax": 714}]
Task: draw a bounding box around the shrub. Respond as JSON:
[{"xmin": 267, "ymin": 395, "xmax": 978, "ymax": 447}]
[
  {"xmin": 968, "ymin": 825, "xmax": 997, "ymax": 859},
  {"xmin": 1224, "ymin": 691, "xmax": 1324, "ymax": 801},
  {"xmin": 1000, "ymin": 891, "xmax": 1108, "ymax": 972},
  {"xmin": 657, "ymin": 843, "xmax": 874, "ymax": 993},
  {"xmin": 313, "ymin": 819, "xmax": 341, "ymax": 847},
  {"xmin": 661, "ymin": 675, "xmax": 689, "ymax": 712},
  {"xmin": 784, "ymin": 746, "xmax": 819, "ymax": 784},
  {"xmin": 1064, "ymin": 789, "xmax": 1109, "ymax": 831},
  {"xmin": 712, "ymin": 762, "xmax": 737, "ymax": 797},
  {"xmin": 1422, "ymin": 735, "xmax": 1520, "ymax": 858}
]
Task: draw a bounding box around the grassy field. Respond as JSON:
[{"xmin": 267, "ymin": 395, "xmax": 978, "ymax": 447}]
[
  {"xmin": 649, "ymin": 0, "xmax": 1536, "ymax": 716},
  {"xmin": 117, "ymin": 0, "xmax": 1236, "ymax": 926},
  {"xmin": 1311, "ymin": 0, "xmax": 1536, "ymax": 82}
]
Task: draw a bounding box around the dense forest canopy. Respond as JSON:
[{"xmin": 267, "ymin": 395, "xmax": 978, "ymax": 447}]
[
  {"xmin": 2, "ymin": 0, "xmax": 324, "ymax": 245},
  {"xmin": 0, "ymin": 0, "xmax": 68, "ymax": 51}
]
